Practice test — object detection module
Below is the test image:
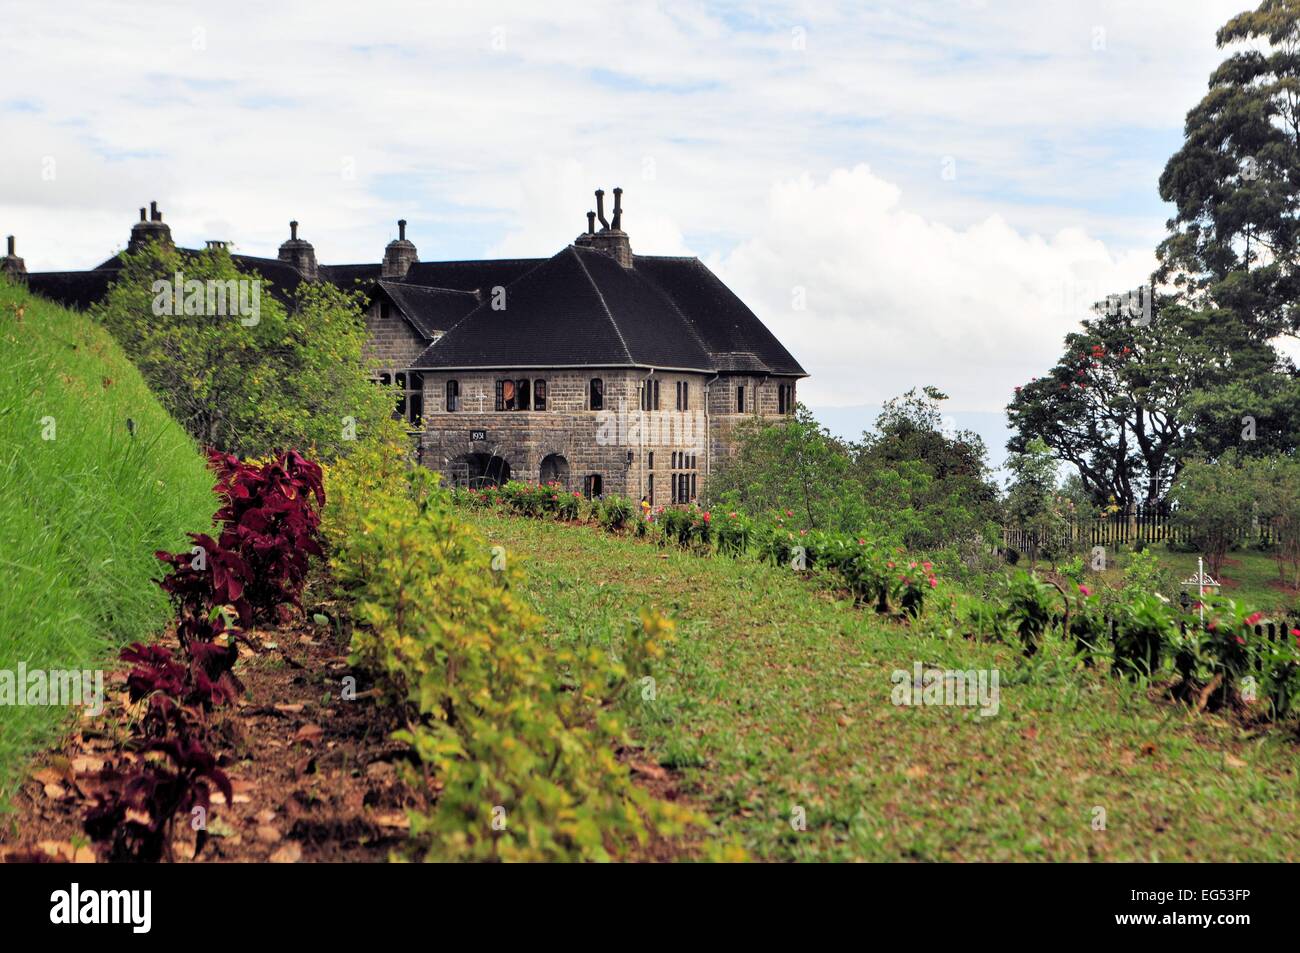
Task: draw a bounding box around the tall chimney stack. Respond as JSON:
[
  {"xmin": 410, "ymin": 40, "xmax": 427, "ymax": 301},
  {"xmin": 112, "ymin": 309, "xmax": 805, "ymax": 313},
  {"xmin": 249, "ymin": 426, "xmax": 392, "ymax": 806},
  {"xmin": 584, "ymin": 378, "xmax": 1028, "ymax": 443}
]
[
  {"xmin": 1, "ymin": 235, "xmax": 26, "ymax": 281},
  {"xmin": 278, "ymin": 219, "xmax": 318, "ymax": 280},
  {"xmin": 127, "ymin": 200, "xmax": 173, "ymax": 254},
  {"xmin": 382, "ymin": 218, "xmax": 419, "ymax": 278},
  {"xmin": 575, "ymin": 186, "xmax": 632, "ymax": 267}
]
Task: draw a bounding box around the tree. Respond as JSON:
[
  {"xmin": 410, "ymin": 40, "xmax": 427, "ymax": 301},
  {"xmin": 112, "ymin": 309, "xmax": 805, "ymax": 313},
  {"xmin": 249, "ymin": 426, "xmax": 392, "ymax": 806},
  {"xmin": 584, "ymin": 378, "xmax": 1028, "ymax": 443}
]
[
  {"xmin": 1168, "ymin": 454, "xmax": 1257, "ymax": 577},
  {"xmin": 1158, "ymin": 0, "xmax": 1300, "ymax": 340},
  {"xmin": 1007, "ymin": 295, "xmax": 1300, "ymax": 507},
  {"xmin": 1004, "ymin": 438, "xmax": 1067, "ymax": 568},
  {"xmin": 93, "ymin": 242, "xmax": 397, "ymax": 459}
]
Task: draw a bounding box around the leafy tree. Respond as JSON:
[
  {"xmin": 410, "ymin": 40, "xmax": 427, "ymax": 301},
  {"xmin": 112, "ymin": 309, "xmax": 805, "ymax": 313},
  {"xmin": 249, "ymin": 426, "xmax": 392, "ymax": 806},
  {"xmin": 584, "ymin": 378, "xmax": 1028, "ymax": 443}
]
[
  {"xmin": 1158, "ymin": 0, "xmax": 1300, "ymax": 340},
  {"xmin": 1004, "ymin": 438, "xmax": 1067, "ymax": 567},
  {"xmin": 1169, "ymin": 454, "xmax": 1258, "ymax": 577},
  {"xmin": 93, "ymin": 242, "xmax": 397, "ymax": 459},
  {"xmin": 1007, "ymin": 296, "xmax": 1299, "ymax": 506}
]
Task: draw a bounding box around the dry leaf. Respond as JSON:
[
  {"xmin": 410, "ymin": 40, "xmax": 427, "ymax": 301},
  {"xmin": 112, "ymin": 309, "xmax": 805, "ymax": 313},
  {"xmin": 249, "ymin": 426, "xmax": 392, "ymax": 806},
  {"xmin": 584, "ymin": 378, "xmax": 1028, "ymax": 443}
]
[
  {"xmin": 373, "ymin": 812, "xmax": 410, "ymax": 830},
  {"xmin": 1224, "ymin": 753, "xmax": 1247, "ymax": 769},
  {"xmin": 255, "ymin": 825, "xmax": 282, "ymax": 844},
  {"xmin": 293, "ymin": 723, "xmax": 323, "ymax": 746},
  {"xmin": 274, "ymin": 703, "xmax": 305, "ymax": 715},
  {"xmin": 269, "ymin": 842, "xmax": 302, "ymax": 863}
]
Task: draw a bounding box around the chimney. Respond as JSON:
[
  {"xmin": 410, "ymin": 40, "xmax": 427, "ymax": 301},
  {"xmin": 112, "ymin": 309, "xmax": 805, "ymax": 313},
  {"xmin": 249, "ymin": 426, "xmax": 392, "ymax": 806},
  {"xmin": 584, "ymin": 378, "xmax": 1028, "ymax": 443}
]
[
  {"xmin": 127, "ymin": 200, "xmax": 174, "ymax": 254},
  {"xmin": 278, "ymin": 219, "xmax": 318, "ymax": 280},
  {"xmin": 382, "ymin": 218, "xmax": 419, "ymax": 279},
  {"xmin": 575, "ymin": 186, "xmax": 632, "ymax": 267},
  {"xmin": 1, "ymin": 235, "xmax": 26, "ymax": 281}
]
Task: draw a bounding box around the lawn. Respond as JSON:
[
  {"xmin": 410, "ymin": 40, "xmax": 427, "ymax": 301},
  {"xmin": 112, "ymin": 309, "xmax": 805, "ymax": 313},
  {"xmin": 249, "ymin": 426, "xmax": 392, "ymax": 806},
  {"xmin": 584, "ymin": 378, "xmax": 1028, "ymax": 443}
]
[
  {"xmin": 0, "ymin": 277, "xmax": 215, "ymax": 801},
  {"xmin": 470, "ymin": 509, "xmax": 1300, "ymax": 861}
]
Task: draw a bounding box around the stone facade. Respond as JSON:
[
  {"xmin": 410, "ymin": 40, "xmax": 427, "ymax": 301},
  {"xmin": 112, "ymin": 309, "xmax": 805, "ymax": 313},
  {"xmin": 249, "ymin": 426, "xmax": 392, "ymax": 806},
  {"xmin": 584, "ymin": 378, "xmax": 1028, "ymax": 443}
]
[{"xmin": 413, "ymin": 367, "xmax": 796, "ymax": 502}]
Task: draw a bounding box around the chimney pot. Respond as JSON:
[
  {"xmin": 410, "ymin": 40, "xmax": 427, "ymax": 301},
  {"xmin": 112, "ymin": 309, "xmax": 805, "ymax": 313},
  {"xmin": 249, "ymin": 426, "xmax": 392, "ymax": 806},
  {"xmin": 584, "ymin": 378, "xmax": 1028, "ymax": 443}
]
[
  {"xmin": 595, "ymin": 189, "xmax": 609, "ymax": 229},
  {"xmin": 586, "ymin": 211, "xmax": 596, "ymax": 234},
  {"xmin": 139, "ymin": 207, "xmax": 147, "ymax": 222},
  {"xmin": 290, "ymin": 220, "xmax": 299, "ymax": 241},
  {"xmin": 6, "ymin": 236, "xmax": 13, "ymax": 256},
  {"xmin": 150, "ymin": 201, "xmax": 160, "ymax": 222},
  {"xmin": 398, "ymin": 219, "xmax": 407, "ymax": 241},
  {"xmin": 612, "ymin": 187, "xmax": 623, "ymax": 230}
]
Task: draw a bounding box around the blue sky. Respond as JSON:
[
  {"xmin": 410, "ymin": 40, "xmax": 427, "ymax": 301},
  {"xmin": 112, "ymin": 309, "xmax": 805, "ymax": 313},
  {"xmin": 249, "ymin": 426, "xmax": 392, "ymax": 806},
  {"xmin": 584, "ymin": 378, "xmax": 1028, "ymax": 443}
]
[{"xmin": 0, "ymin": 0, "xmax": 1251, "ymax": 468}]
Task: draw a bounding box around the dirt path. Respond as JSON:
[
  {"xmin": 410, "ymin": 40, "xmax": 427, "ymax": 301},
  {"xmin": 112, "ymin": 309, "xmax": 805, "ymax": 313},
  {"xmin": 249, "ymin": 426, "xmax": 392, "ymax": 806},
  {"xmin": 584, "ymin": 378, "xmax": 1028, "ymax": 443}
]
[{"xmin": 0, "ymin": 615, "xmax": 424, "ymax": 863}]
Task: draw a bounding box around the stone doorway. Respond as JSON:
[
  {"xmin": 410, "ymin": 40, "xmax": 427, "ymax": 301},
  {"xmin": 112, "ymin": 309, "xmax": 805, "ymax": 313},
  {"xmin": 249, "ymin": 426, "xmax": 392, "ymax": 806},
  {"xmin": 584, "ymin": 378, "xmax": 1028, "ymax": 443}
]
[{"xmin": 539, "ymin": 453, "xmax": 570, "ymax": 490}]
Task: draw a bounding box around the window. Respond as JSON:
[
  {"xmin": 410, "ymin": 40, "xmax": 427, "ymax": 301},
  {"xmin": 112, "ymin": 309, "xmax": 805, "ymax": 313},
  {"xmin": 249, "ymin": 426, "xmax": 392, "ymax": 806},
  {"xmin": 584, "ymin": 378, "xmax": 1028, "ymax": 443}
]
[
  {"xmin": 393, "ymin": 372, "xmax": 423, "ymax": 426},
  {"xmin": 590, "ymin": 378, "xmax": 604, "ymax": 411},
  {"xmin": 495, "ymin": 378, "xmax": 533, "ymax": 411},
  {"xmin": 736, "ymin": 385, "xmax": 745, "ymax": 413},
  {"xmin": 669, "ymin": 450, "xmax": 699, "ymax": 504},
  {"xmin": 778, "ymin": 383, "xmax": 795, "ymax": 415},
  {"xmin": 647, "ymin": 452, "xmax": 655, "ymax": 505},
  {"xmin": 446, "ymin": 379, "xmax": 459, "ymax": 412},
  {"xmin": 534, "ymin": 379, "xmax": 547, "ymax": 411},
  {"xmin": 378, "ymin": 299, "xmax": 391, "ymax": 320},
  {"xmin": 641, "ymin": 378, "xmax": 660, "ymax": 411},
  {"xmin": 584, "ymin": 474, "xmax": 603, "ymax": 499},
  {"xmin": 676, "ymin": 380, "xmax": 689, "ymax": 411}
]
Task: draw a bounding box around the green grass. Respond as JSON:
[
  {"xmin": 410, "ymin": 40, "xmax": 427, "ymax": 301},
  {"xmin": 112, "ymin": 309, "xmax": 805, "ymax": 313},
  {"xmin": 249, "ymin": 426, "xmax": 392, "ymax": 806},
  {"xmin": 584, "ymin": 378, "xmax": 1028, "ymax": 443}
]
[
  {"xmin": 471, "ymin": 510, "xmax": 1300, "ymax": 861},
  {"xmin": 0, "ymin": 277, "xmax": 216, "ymax": 799}
]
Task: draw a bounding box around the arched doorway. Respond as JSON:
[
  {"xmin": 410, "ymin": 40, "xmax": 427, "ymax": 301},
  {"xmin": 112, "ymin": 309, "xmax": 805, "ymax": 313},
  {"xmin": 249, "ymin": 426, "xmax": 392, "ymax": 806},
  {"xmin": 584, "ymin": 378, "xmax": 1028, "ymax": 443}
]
[
  {"xmin": 539, "ymin": 453, "xmax": 570, "ymax": 490},
  {"xmin": 448, "ymin": 452, "xmax": 511, "ymax": 488}
]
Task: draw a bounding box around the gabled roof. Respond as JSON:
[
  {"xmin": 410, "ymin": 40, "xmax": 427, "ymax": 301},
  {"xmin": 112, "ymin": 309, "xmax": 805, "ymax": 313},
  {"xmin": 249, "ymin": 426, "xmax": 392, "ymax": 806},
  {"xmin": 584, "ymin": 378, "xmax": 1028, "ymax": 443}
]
[
  {"xmin": 632, "ymin": 255, "xmax": 807, "ymax": 377},
  {"xmin": 412, "ymin": 245, "xmax": 807, "ymax": 377},
  {"xmin": 375, "ymin": 280, "xmax": 479, "ymax": 339},
  {"xmin": 412, "ymin": 245, "xmax": 716, "ymax": 371}
]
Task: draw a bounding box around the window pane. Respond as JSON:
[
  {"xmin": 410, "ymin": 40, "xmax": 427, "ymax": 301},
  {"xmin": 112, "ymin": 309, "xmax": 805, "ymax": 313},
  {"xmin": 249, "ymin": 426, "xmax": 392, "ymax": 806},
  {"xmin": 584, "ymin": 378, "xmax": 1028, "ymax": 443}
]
[{"xmin": 534, "ymin": 379, "xmax": 546, "ymax": 411}]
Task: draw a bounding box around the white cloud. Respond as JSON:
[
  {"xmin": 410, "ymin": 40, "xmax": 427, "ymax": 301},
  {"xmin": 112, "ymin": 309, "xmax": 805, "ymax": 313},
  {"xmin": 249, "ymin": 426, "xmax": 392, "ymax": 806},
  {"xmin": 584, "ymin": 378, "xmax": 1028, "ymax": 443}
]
[{"xmin": 712, "ymin": 165, "xmax": 1154, "ymax": 412}]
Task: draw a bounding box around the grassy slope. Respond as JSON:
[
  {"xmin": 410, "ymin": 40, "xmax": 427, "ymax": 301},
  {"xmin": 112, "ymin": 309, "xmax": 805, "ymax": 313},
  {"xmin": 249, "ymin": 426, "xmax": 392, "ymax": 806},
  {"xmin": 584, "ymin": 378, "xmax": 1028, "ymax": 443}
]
[
  {"xmin": 472, "ymin": 510, "xmax": 1300, "ymax": 861},
  {"xmin": 0, "ymin": 277, "xmax": 215, "ymax": 799}
]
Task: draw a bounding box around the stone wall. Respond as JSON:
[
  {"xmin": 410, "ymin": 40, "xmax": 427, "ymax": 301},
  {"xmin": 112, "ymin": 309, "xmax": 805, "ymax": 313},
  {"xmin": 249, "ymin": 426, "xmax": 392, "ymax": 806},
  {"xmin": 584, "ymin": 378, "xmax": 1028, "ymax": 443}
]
[{"xmin": 362, "ymin": 300, "xmax": 427, "ymax": 373}]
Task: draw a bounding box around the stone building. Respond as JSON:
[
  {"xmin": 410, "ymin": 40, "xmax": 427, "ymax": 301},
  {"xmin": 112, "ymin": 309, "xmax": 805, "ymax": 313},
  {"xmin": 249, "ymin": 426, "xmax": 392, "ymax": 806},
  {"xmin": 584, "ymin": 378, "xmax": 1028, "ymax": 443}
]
[{"xmin": 17, "ymin": 189, "xmax": 807, "ymax": 502}]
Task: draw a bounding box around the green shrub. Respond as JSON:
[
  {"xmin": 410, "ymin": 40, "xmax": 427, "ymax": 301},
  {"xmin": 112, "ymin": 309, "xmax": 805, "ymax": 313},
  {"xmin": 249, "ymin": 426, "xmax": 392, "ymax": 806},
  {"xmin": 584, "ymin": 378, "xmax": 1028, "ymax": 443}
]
[
  {"xmin": 1002, "ymin": 570, "xmax": 1060, "ymax": 656},
  {"xmin": 599, "ymin": 494, "xmax": 635, "ymax": 532},
  {"xmin": 323, "ymin": 438, "xmax": 699, "ymax": 860},
  {"xmin": 1113, "ymin": 592, "xmax": 1174, "ymax": 677},
  {"xmin": 91, "ymin": 241, "xmax": 396, "ymax": 460}
]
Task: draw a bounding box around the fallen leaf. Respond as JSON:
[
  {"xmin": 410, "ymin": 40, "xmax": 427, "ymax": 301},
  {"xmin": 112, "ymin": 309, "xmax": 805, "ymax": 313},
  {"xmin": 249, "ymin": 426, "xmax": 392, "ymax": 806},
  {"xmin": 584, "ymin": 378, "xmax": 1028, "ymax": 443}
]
[
  {"xmin": 294, "ymin": 723, "xmax": 323, "ymax": 746},
  {"xmin": 275, "ymin": 703, "xmax": 305, "ymax": 715},
  {"xmin": 373, "ymin": 812, "xmax": 410, "ymax": 830},
  {"xmin": 270, "ymin": 842, "xmax": 302, "ymax": 863},
  {"xmin": 256, "ymin": 825, "xmax": 282, "ymax": 844},
  {"xmin": 630, "ymin": 761, "xmax": 668, "ymax": 781},
  {"xmin": 1224, "ymin": 753, "xmax": 1247, "ymax": 769},
  {"xmin": 43, "ymin": 783, "xmax": 68, "ymax": 800}
]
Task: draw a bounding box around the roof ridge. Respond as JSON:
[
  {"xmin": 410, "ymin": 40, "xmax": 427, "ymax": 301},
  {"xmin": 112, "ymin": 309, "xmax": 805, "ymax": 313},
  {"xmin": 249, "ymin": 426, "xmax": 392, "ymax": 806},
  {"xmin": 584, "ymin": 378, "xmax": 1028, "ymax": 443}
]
[{"xmin": 568, "ymin": 246, "xmax": 634, "ymax": 365}]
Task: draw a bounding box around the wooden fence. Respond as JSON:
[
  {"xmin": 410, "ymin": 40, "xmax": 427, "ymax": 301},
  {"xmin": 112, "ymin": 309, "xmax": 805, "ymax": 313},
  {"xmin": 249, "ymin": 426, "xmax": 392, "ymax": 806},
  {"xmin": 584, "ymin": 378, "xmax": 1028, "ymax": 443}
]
[{"xmin": 1003, "ymin": 503, "xmax": 1275, "ymax": 554}]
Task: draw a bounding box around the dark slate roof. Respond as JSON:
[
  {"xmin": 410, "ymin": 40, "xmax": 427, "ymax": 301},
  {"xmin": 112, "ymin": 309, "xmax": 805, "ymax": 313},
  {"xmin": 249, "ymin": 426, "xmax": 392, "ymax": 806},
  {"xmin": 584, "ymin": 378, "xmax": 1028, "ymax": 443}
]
[
  {"xmin": 398, "ymin": 258, "xmax": 543, "ymax": 294},
  {"xmin": 376, "ymin": 280, "xmax": 479, "ymax": 339},
  {"xmin": 632, "ymin": 255, "xmax": 807, "ymax": 376},
  {"xmin": 413, "ymin": 246, "xmax": 806, "ymax": 377},
  {"xmin": 25, "ymin": 270, "xmax": 118, "ymax": 311},
  {"xmin": 320, "ymin": 263, "xmax": 381, "ymax": 286},
  {"xmin": 413, "ymin": 245, "xmax": 716, "ymax": 370}
]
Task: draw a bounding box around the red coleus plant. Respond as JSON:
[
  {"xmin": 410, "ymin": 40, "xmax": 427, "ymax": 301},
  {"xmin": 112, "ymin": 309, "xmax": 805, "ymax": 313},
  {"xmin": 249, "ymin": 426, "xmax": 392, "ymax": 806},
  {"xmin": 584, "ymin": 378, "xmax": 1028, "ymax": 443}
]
[{"xmin": 85, "ymin": 736, "xmax": 233, "ymax": 863}]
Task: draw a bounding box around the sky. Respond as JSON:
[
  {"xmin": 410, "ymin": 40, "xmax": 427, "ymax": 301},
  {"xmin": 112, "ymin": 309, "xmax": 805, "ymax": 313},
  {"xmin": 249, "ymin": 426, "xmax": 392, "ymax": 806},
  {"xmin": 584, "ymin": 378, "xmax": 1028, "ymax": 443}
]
[{"xmin": 0, "ymin": 0, "xmax": 1252, "ymax": 462}]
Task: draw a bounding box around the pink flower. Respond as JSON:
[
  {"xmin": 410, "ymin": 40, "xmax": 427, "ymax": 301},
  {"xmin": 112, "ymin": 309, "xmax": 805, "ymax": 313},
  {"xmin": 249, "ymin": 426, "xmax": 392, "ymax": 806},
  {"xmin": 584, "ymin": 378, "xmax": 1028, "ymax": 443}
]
[
  {"xmin": 785, "ymin": 510, "xmax": 794, "ymax": 518},
  {"xmin": 1235, "ymin": 635, "xmax": 1246, "ymax": 646},
  {"xmin": 729, "ymin": 511, "xmax": 738, "ymax": 518},
  {"xmin": 909, "ymin": 561, "xmax": 917, "ymax": 570},
  {"xmin": 927, "ymin": 576, "xmax": 937, "ymax": 589},
  {"xmin": 922, "ymin": 561, "xmax": 932, "ymax": 572},
  {"xmin": 1078, "ymin": 585, "xmax": 1091, "ymax": 597},
  {"xmin": 857, "ymin": 538, "xmax": 866, "ymax": 546},
  {"xmin": 1245, "ymin": 611, "xmax": 1263, "ymax": 627},
  {"xmin": 702, "ymin": 511, "xmax": 711, "ymax": 523},
  {"xmin": 887, "ymin": 561, "xmax": 895, "ymax": 569}
]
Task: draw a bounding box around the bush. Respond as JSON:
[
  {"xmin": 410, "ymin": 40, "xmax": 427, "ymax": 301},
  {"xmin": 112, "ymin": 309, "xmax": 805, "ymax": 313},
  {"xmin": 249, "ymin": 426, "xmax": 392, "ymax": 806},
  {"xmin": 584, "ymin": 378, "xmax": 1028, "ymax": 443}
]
[
  {"xmin": 1002, "ymin": 570, "xmax": 1060, "ymax": 656},
  {"xmin": 323, "ymin": 438, "xmax": 698, "ymax": 860},
  {"xmin": 92, "ymin": 241, "xmax": 395, "ymax": 459},
  {"xmin": 599, "ymin": 494, "xmax": 635, "ymax": 532}
]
